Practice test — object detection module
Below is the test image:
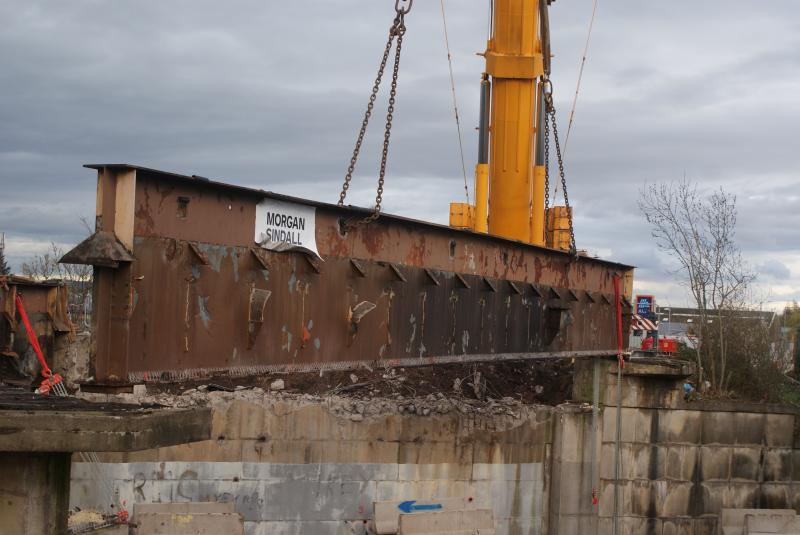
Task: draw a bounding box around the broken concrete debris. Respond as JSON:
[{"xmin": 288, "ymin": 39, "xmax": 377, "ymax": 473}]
[
  {"xmin": 78, "ymin": 381, "xmax": 532, "ymax": 424},
  {"xmin": 269, "ymin": 378, "xmax": 285, "ymax": 391}
]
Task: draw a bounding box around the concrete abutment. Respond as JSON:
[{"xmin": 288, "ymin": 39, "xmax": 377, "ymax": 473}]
[{"xmin": 70, "ymin": 359, "xmax": 800, "ymax": 534}]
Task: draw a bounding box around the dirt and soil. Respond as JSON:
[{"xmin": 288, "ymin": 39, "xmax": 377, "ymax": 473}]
[{"xmin": 151, "ymin": 359, "xmax": 574, "ymax": 406}]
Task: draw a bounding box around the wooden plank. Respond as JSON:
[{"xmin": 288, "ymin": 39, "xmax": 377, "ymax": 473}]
[{"xmin": 113, "ymin": 169, "xmax": 136, "ymax": 251}]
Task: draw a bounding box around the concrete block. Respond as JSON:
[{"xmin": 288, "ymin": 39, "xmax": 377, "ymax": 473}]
[
  {"xmin": 120, "ymin": 448, "xmax": 160, "ymax": 462},
  {"xmin": 91, "ymin": 526, "xmax": 128, "ymax": 535},
  {"xmin": 628, "ymin": 480, "xmax": 654, "ymax": 518},
  {"xmin": 374, "ymin": 497, "xmax": 472, "ymax": 534},
  {"xmin": 634, "ymin": 409, "xmax": 655, "ymax": 443},
  {"xmin": 793, "ymin": 484, "xmax": 800, "ymax": 512},
  {"xmin": 261, "ymin": 480, "xmax": 376, "ymax": 521},
  {"xmin": 793, "ymin": 451, "xmax": 800, "ymax": 482},
  {"xmin": 700, "ymin": 482, "xmax": 760, "ymax": 514},
  {"xmin": 661, "ymin": 518, "xmax": 693, "ymax": 535},
  {"xmin": 240, "ymin": 462, "xmax": 397, "ymax": 483},
  {"xmin": 745, "ymin": 511, "xmax": 800, "ymax": 534},
  {"xmin": 553, "ymin": 461, "xmax": 593, "ymax": 515},
  {"xmin": 692, "ymin": 517, "xmax": 717, "ymax": 535},
  {"xmin": 136, "ymin": 511, "xmax": 244, "ymax": 534},
  {"xmin": 702, "ymin": 411, "xmax": 737, "ymax": 445},
  {"xmin": 494, "ymin": 515, "xmax": 541, "ymax": 535},
  {"xmin": 779, "ymin": 517, "xmax": 800, "ymax": 534},
  {"xmin": 475, "ymin": 478, "xmax": 543, "ymax": 520},
  {"xmin": 398, "ymin": 531, "xmax": 494, "ymax": 535},
  {"xmin": 245, "ymin": 520, "xmax": 375, "ymax": 535},
  {"xmin": 657, "ymin": 409, "xmax": 701, "ymax": 444},
  {"xmin": 654, "ymin": 481, "xmax": 695, "ymax": 518},
  {"xmin": 554, "ymin": 514, "xmax": 580, "ymax": 535},
  {"xmin": 764, "ymin": 414, "xmax": 796, "ymax": 447},
  {"xmin": 398, "ymin": 463, "xmax": 472, "ymax": 482},
  {"xmin": 662, "ymin": 445, "xmax": 697, "ymax": 481},
  {"xmin": 0, "ymin": 494, "xmax": 27, "ymax": 535},
  {"xmin": 730, "ymin": 447, "xmax": 760, "ymax": 481},
  {"xmin": 596, "ymin": 516, "xmax": 650, "ymax": 535},
  {"xmin": 130, "ymin": 460, "xmax": 243, "ymax": 482},
  {"xmin": 759, "ymin": 483, "xmax": 793, "ymax": 510},
  {"xmin": 398, "ymin": 508, "xmax": 494, "ymax": 534},
  {"xmin": 477, "ymin": 409, "xmax": 554, "ymax": 445},
  {"xmin": 701, "ymin": 446, "xmax": 731, "ymax": 481},
  {"xmin": 470, "ymin": 462, "xmax": 542, "ymax": 482},
  {"xmin": 728, "ymin": 482, "xmax": 761, "ymax": 510},
  {"xmin": 135, "ymin": 501, "xmax": 235, "ymax": 515},
  {"xmin": 373, "ymin": 480, "xmax": 476, "ymax": 502},
  {"xmin": 732, "ymin": 413, "xmax": 766, "ymax": 445},
  {"xmin": 240, "ymin": 438, "xmax": 399, "ymax": 464},
  {"xmin": 236, "ymin": 402, "xmax": 269, "ymax": 440},
  {"xmin": 71, "ymin": 461, "xmax": 132, "ymax": 481},
  {"xmin": 598, "ymin": 442, "xmax": 670, "ymax": 484},
  {"xmin": 472, "ymin": 441, "xmax": 548, "ymax": 465},
  {"xmin": 698, "ymin": 482, "xmax": 726, "ymax": 515},
  {"xmin": 602, "ymin": 408, "xmax": 639, "ymax": 444},
  {"xmin": 763, "ymin": 449, "xmax": 793, "ymax": 482},
  {"xmin": 157, "ymin": 438, "xmax": 243, "ymax": 462},
  {"xmin": 719, "ymin": 508, "xmax": 796, "ymax": 533},
  {"xmin": 598, "ymin": 480, "xmax": 649, "ymax": 518}
]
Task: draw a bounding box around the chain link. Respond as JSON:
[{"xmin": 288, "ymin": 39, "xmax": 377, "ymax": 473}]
[
  {"xmin": 338, "ymin": 4, "xmax": 411, "ymax": 229},
  {"xmin": 542, "ymin": 79, "xmax": 577, "ymax": 254},
  {"xmin": 544, "ymin": 101, "xmax": 551, "ymax": 232}
]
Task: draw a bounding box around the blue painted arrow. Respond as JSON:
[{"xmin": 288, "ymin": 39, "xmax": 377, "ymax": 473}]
[{"xmin": 398, "ymin": 500, "xmax": 443, "ymax": 514}]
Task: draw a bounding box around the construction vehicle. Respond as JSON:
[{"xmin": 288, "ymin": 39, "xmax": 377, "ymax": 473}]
[{"xmin": 447, "ymin": 0, "xmax": 574, "ymax": 252}]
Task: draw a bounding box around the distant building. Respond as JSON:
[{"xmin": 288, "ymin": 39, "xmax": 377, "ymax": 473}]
[
  {"xmin": 656, "ymin": 306, "xmax": 776, "ymax": 339},
  {"xmin": 630, "ymin": 306, "xmax": 778, "ymax": 353}
]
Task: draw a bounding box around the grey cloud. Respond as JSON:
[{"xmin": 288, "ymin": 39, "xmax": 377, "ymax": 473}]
[
  {"xmin": 757, "ymin": 259, "xmax": 792, "ymax": 281},
  {"xmin": 1, "ymin": 0, "xmax": 798, "ymax": 309}
]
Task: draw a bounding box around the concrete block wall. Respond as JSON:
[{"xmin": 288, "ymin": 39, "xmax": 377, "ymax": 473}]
[
  {"xmin": 71, "ymin": 397, "xmax": 553, "ymax": 535},
  {"xmin": 587, "ymin": 359, "xmax": 800, "ymax": 535},
  {"xmin": 0, "ymin": 452, "xmax": 71, "ymax": 535},
  {"xmin": 548, "ymin": 404, "xmax": 598, "ymax": 535},
  {"xmin": 598, "ymin": 407, "xmax": 800, "ymax": 530},
  {"xmin": 70, "ymin": 360, "xmax": 800, "ymax": 535}
]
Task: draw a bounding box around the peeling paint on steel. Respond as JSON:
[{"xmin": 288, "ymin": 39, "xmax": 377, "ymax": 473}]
[
  {"xmin": 197, "ymin": 295, "xmax": 211, "ymax": 330},
  {"xmin": 83, "ymin": 166, "xmax": 634, "ymax": 383}
]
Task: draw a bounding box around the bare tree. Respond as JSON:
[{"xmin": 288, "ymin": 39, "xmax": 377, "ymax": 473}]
[
  {"xmin": 639, "ymin": 179, "xmax": 755, "ymax": 392},
  {"xmin": 22, "ymin": 241, "xmax": 93, "ymax": 326},
  {"xmin": 21, "ymin": 242, "xmax": 63, "ymax": 280}
]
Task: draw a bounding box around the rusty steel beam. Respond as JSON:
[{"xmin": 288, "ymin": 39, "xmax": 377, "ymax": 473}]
[
  {"xmin": 123, "ymin": 349, "xmax": 625, "ymax": 383},
  {"xmin": 65, "ymin": 164, "xmax": 634, "ymax": 384}
]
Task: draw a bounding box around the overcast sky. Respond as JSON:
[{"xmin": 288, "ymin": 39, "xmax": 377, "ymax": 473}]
[{"xmin": 1, "ymin": 1, "xmax": 798, "ymax": 310}]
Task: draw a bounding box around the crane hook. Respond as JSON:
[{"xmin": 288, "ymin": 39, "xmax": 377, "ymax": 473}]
[{"xmin": 395, "ymin": 0, "xmax": 413, "ymax": 15}]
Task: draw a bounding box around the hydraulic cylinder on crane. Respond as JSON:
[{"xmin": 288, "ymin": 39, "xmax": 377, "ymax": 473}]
[{"xmin": 450, "ymin": 0, "xmax": 550, "ymax": 248}]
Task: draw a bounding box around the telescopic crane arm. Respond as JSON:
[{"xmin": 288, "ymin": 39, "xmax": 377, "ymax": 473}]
[{"xmin": 450, "ymin": 0, "xmax": 572, "ymax": 251}]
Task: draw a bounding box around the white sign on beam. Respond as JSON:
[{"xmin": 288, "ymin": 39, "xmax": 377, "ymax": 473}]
[{"xmin": 254, "ymin": 198, "xmax": 320, "ymax": 258}]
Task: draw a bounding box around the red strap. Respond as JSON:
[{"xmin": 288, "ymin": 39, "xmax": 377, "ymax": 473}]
[{"xmin": 14, "ymin": 294, "xmax": 53, "ymax": 377}]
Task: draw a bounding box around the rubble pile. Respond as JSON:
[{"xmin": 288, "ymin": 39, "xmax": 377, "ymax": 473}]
[{"xmin": 76, "ymin": 360, "xmax": 572, "ymax": 424}]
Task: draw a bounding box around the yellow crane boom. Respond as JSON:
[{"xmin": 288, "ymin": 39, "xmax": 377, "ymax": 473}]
[{"xmin": 450, "ymin": 0, "xmax": 572, "ymax": 251}]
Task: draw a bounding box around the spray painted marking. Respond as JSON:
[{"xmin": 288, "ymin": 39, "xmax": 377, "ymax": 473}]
[{"xmin": 398, "ymin": 500, "xmax": 443, "ymax": 514}]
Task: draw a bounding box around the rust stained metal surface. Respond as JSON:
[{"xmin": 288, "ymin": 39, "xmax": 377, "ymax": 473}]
[
  {"xmin": 0, "ymin": 276, "xmax": 75, "ymax": 373},
  {"xmin": 60, "ymin": 231, "xmax": 134, "ymax": 268},
  {"xmin": 75, "ymin": 165, "xmax": 634, "ymax": 383}
]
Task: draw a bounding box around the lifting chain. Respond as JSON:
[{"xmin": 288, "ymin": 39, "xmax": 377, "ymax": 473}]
[
  {"xmin": 542, "ymin": 78, "xmax": 577, "ymax": 255},
  {"xmin": 337, "ymin": 0, "xmax": 413, "ymax": 228}
]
